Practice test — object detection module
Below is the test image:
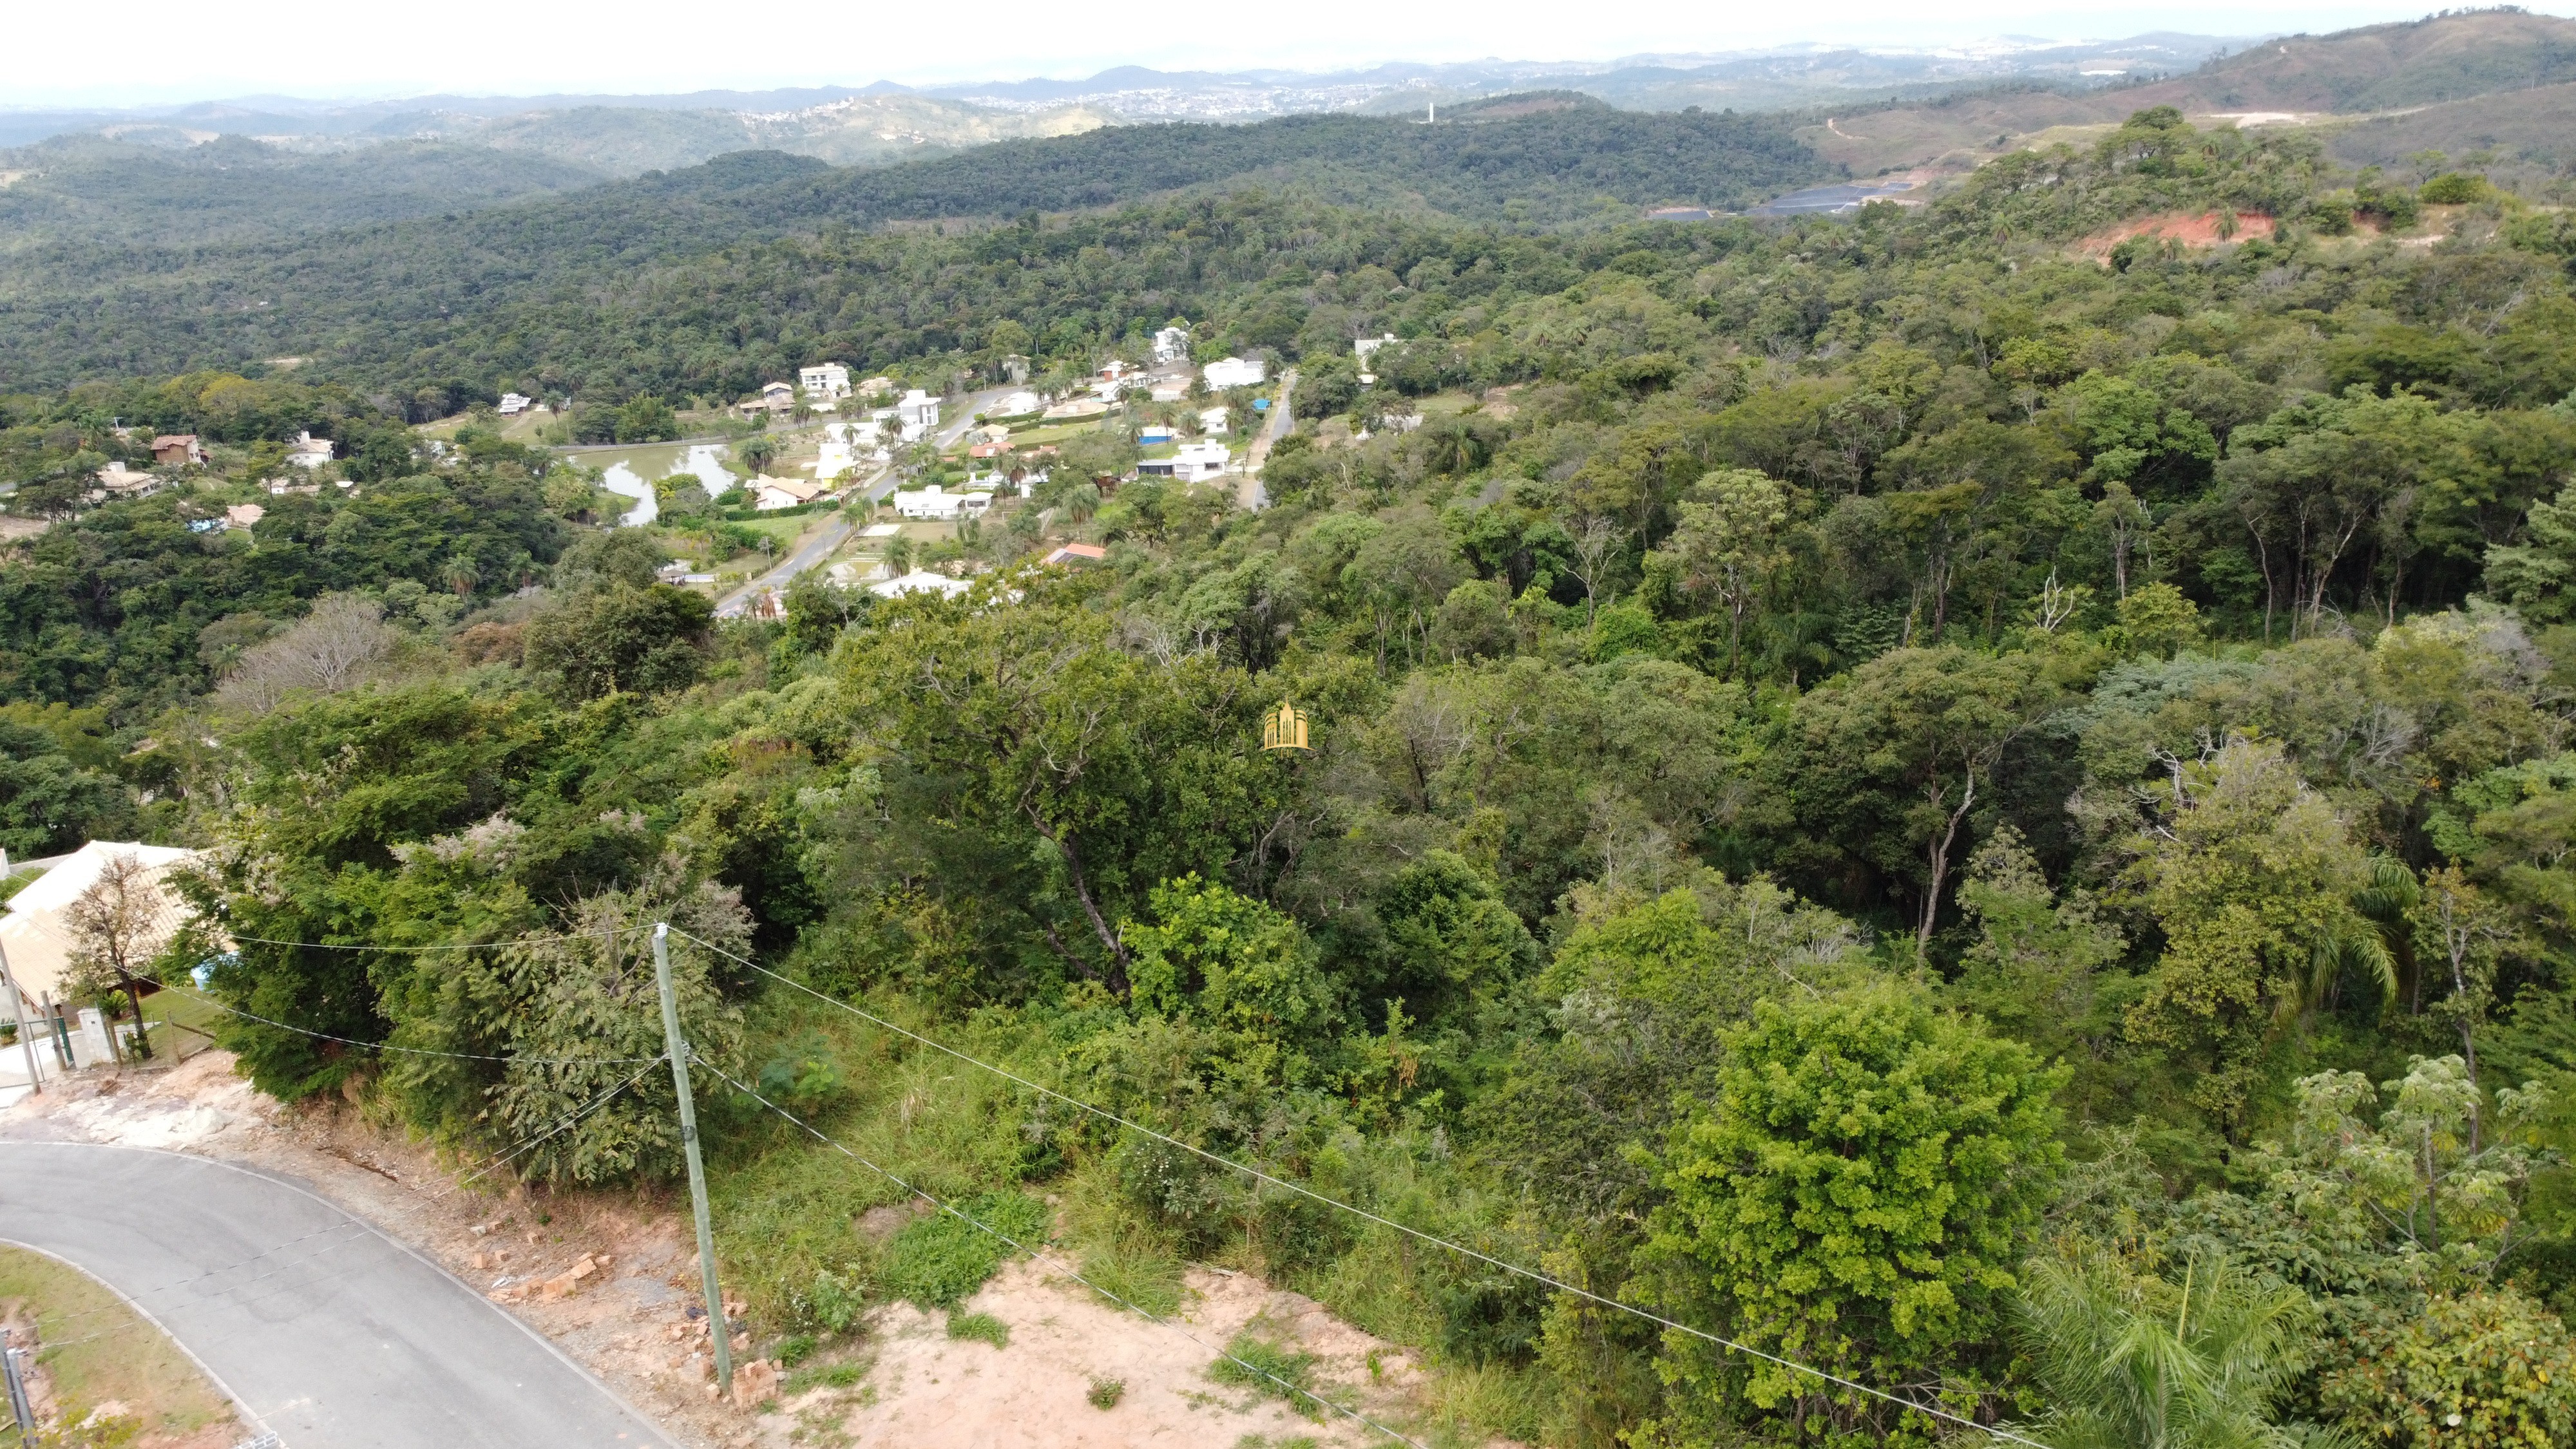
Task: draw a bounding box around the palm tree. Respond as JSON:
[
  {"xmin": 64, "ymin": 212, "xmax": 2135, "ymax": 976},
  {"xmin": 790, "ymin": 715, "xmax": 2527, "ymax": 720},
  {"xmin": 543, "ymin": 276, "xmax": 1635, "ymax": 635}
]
[{"xmin": 2010, "ymin": 1249, "xmax": 2348, "ymax": 1449}]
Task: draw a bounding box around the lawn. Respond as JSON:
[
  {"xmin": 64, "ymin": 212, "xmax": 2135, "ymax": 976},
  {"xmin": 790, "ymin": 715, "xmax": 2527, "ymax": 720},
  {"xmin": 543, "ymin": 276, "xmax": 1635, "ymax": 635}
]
[{"xmin": 0, "ymin": 1246, "xmax": 240, "ymax": 1442}]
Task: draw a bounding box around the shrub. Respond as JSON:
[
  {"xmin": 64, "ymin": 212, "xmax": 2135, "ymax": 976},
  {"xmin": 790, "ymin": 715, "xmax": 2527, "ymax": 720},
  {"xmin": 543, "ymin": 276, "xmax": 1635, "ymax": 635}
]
[
  {"xmin": 2418, "ymin": 173, "xmax": 2494, "ymax": 205},
  {"xmin": 1210, "ymin": 1332, "xmax": 1323, "ymax": 1419},
  {"xmin": 2320, "ymin": 1288, "xmax": 2576, "ymax": 1448},
  {"xmin": 877, "ymin": 1193, "xmax": 1049, "ymax": 1308},
  {"xmin": 1087, "ymin": 1376, "xmax": 1125, "ymax": 1409}
]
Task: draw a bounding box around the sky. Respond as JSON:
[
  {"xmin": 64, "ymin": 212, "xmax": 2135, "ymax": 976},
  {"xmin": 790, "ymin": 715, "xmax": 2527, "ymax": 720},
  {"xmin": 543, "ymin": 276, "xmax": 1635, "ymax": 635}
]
[{"xmin": 4, "ymin": 0, "xmax": 2567, "ymax": 108}]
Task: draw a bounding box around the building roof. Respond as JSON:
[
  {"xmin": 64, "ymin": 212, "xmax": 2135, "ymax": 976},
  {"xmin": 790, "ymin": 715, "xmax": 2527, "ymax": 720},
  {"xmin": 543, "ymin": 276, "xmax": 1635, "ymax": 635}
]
[
  {"xmin": 149, "ymin": 435, "xmax": 198, "ymax": 449},
  {"xmin": 0, "ymin": 841, "xmax": 204, "ymax": 1005},
  {"xmin": 1044, "ymin": 543, "xmax": 1109, "ymax": 565},
  {"xmin": 868, "ymin": 569, "xmax": 972, "ymax": 600},
  {"xmin": 224, "ymin": 504, "xmax": 265, "ymax": 529},
  {"xmin": 752, "ymin": 476, "xmax": 826, "ymax": 502}
]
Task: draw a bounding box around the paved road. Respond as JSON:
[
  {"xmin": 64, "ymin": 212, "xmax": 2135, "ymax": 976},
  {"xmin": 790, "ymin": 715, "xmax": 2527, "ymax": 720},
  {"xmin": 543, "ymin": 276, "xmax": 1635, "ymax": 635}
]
[
  {"xmin": 1237, "ymin": 368, "xmax": 1296, "ymax": 511},
  {"xmin": 714, "ymin": 508, "xmax": 864, "ymax": 617},
  {"xmin": 717, "ymin": 385, "xmax": 1027, "ymax": 614},
  {"xmin": 0, "ymin": 1143, "xmax": 674, "ymax": 1449}
]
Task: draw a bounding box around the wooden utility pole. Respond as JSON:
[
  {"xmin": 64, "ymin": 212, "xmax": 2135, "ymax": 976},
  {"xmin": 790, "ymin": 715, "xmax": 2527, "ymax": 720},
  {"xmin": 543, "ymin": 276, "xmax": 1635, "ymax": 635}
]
[{"xmin": 653, "ymin": 922, "xmax": 732, "ymax": 1396}]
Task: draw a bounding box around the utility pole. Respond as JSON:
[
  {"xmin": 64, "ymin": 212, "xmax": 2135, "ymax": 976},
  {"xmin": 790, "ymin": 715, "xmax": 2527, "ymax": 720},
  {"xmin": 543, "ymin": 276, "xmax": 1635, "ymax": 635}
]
[
  {"xmin": 652, "ymin": 923, "xmax": 732, "ymax": 1396},
  {"xmin": 0, "ymin": 933, "xmax": 39, "ymax": 1097}
]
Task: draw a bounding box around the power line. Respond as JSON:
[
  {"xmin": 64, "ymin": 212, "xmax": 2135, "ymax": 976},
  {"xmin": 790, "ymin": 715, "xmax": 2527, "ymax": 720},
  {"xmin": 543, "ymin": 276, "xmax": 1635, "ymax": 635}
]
[
  {"xmin": 692, "ymin": 1052, "xmax": 1430, "ymax": 1449},
  {"xmin": 669, "ymin": 926, "xmax": 2046, "ymax": 1449},
  {"xmin": 439, "ymin": 1055, "xmax": 670, "ymax": 1197},
  {"xmin": 220, "ymin": 931, "xmax": 577, "ymax": 952}
]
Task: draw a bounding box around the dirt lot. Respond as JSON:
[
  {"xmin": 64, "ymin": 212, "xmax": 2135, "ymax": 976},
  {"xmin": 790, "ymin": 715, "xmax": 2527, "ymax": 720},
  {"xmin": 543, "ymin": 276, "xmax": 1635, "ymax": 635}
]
[{"xmin": 1, "ymin": 1054, "xmax": 1453, "ymax": 1449}]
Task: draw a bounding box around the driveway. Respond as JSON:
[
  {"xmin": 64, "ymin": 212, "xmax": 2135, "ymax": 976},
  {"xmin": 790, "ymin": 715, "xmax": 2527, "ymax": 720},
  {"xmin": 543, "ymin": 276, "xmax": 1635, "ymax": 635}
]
[
  {"xmin": 713, "ymin": 509, "xmax": 862, "ymax": 618},
  {"xmin": 0, "ymin": 1143, "xmax": 675, "ymax": 1449}
]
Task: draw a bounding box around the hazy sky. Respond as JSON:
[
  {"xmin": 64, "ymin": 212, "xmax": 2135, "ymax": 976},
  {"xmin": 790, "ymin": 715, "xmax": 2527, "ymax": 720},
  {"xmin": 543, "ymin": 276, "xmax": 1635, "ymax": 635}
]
[{"xmin": 5, "ymin": 0, "xmax": 2566, "ymax": 107}]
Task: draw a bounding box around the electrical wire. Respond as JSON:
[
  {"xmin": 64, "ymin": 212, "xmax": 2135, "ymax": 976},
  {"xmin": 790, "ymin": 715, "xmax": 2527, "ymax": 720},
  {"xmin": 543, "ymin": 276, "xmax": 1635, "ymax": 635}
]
[
  {"xmin": 670, "ymin": 925, "xmax": 2047, "ymax": 1449},
  {"xmin": 220, "ymin": 931, "xmax": 577, "ymax": 952},
  {"xmin": 692, "ymin": 1052, "xmax": 1430, "ymax": 1449},
  {"xmin": 437, "ymin": 1054, "xmax": 671, "ymax": 1197}
]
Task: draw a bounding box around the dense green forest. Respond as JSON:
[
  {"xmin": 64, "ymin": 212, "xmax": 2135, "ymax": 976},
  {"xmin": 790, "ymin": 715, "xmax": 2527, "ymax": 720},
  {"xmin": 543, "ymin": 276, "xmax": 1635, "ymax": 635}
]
[
  {"xmin": 0, "ymin": 133, "xmax": 611, "ymax": 252},
  {"xmin": 15, "ymin": 96, "xmax": 2576, "ymax": 1448},
  {"xmin": 0, "ymin": 102, "xmax": 1825, "ymax": 395}
]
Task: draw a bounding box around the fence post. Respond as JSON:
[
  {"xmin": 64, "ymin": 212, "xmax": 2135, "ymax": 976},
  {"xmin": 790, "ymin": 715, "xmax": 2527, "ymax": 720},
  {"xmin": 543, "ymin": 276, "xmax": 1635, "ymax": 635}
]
[{"xmin": 5, "ymin": 1343, "xmax": 36, "ymax": 1446}]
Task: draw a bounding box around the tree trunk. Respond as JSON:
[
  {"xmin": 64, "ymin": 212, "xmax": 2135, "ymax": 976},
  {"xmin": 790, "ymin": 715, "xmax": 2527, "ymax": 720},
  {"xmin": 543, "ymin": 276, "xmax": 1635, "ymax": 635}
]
[
  {"xmin": 1918, "ymin": 775, "xmax": 1976, "ymax": 951},
  {"xmin": 1035, "ymin": 821, "xmax": 1131, "ymax": 996},
  {"xmin": 119, "ymin": 973, "xmax": 152, "ymax": 1061}
]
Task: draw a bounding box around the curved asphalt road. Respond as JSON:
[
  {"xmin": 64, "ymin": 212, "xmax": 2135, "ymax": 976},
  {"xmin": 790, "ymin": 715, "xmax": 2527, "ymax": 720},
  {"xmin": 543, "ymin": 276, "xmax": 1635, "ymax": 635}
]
[{"xmin": 0, "ymin": 1143, "xmax": 675, "ymax": 1449}]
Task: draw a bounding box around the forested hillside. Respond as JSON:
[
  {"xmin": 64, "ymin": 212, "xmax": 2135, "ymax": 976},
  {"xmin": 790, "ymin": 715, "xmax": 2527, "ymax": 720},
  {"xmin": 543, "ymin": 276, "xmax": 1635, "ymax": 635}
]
[
  {"xmin": 10, "ymin": 91, "xmax": 2576, "ymax": 1449},
  {"xmin": 0, "ymin": 134, "xmax": 610, "ymax": 252},
  {"xmin": 0, "ymin": 102, "xmax": 1827, "ymax": 392}
]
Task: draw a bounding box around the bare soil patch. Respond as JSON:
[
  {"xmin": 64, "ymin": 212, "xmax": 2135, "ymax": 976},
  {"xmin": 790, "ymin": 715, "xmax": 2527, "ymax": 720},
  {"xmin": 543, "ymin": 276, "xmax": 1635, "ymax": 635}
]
[
  {"xmin": 3, "ymin": 1054, "xmax": 1465, "ymax": 1449},
  {"xmin": 2075, "ymin": 210, "xmax": 2279, "ymax": 261}
]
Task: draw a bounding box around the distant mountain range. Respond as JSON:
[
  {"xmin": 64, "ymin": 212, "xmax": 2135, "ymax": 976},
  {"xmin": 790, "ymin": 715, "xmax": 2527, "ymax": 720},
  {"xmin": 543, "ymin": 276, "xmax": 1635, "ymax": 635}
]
[{"xmin": 0, "ymin": 33, "xmax": 2255, "ymax": 161}]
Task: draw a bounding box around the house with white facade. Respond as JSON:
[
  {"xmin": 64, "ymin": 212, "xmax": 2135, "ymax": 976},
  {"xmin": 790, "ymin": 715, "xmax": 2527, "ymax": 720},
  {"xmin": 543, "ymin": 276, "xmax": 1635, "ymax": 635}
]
[
  {"xmin": 1152, "ymin": 325, "xmax": 1190, "ymax": 364},
  {"xmin": 285, "ymin": 431, "xmax": 334, "ymax": 469},
  {"xmin": 751, "ymin": 476, "xmax": 826, "ymax": 510},
  {"xmin": 1199, "ymin": 406, "xmax": 1231, "ymax": 436},
  {"xmin": 897, "ymin": 389, "xmax": 941, "ymax": 431},
  {"xmin": 497, "ymin": 392, "xmax": 533, "ymax": 416},
  {"xmin": 95, "ymin": 462, "xmax": 157, "ymax": 497},
  {"xmin": 799, "ymin": 363, "xmax": 853, "ymax": 401},
  {"xmin": 1203, "ymin": 357, "xmax": 1266, "ymax": 390},
  {"xmin": 1138, "ymin": 441, "xmax": 1232, "ymax": 482},
  {"xmin": 0, "ymin": 840, "xmax": 204, "ymax": 1014},
  {"xmin": 869, "ymin": 569, "xmax": 972, "ymax": 601},
  {"xmin": 890, "ymin": 484, "xmax": 992, "ymax": 520},
  {"xmin": 1353, "ymin": 333, "xmax": 1400, "ymax": 360}
]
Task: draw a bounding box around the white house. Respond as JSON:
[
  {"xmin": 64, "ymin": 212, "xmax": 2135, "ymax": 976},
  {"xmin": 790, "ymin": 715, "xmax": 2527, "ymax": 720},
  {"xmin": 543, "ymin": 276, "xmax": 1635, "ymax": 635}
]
[
  {"xmin": 1353, "ymin": 333, "xmax": 1400, "ymax": 360},
  {"xmin": 1152, "ymin": 325, "xmax": 1190, "ymax": 364},
  {"xmin": 890, "ymin": 484, "xmax": 993, "ymax": 520},
  {"xmin": 869, "ymin": 569, "xmax": 972, "ymax": 600},
  {"xmin": 1148, "ymin": 379, "xmax": 1190, "ymax": 402},
  {"xmin": 0, "ymin": 840, "xmax": 203, "ymax": 1014},
  {"xmin": 1203, "ymin": 356, "xmax": 1266, "ymax": 390},
  {"xmin": 94, "ymin": 462, "xmax": 156, "ymax": 496},
  {"xmin": 1199, "ymin": 406, "xmax": 1231, "ymax": 437},
  {"xmin": 750, "ymin": 476, "xmax": 826, "ymax": 510},
  {"xmin": 897, "ymin": 389, "xmax": 941, "ymax": 431},
  {"xmin": 1138, "ymin": 441, "xmax": 1231, "ymax": 482},
  {"xmin": 810, "ymin": 440, "xmax": 856, "ymax": 481},
  {"xmin": 799, "ymin": 363, "xmax": 853, "ymax": 401},
  {"xmin": 285, "ymin": 431, "xmax": 334, "ymax": 469},
  {"xmin": 497, "ymin": 392, "xmax": 533, "ymax": 416}
]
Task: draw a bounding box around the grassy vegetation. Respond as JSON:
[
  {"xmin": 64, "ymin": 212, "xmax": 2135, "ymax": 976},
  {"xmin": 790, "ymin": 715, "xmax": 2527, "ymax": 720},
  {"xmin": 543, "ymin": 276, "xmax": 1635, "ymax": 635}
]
[
  {"xmin": 1210, "ymin": 1332, "xmax": 1324, "ymax": 1419},
  {"xmin": 0, "ymin": 1247, "xmax": 237, "ymax": 1443},
  {"xmin": 944, "ymin": 1311, "xmax": 1009, "ymax": 1347}
]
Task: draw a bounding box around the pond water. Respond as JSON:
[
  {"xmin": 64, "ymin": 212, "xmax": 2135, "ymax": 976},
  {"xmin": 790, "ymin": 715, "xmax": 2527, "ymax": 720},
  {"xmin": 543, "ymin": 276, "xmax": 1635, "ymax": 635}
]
[{"xmin": 600, "ymin": 463, "xmax": 656, "ymax": 527}]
